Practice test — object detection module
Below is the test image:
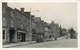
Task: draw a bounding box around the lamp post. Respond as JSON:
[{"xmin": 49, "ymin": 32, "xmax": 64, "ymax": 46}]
[{"xmin": 29, "ymin": 8, "xmax": 39, "ymax": 43}]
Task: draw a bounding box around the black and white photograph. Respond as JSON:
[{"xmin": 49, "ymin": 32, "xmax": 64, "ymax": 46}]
[{"xmin": 2, "ymin": 1, "xmax": 79, "ymax": 48}]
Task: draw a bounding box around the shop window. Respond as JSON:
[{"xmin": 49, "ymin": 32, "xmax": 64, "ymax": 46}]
[
  {"xmin": 19, "ymin": 37, "xmax": 21, "ymax": 39},
  {"xmin": 18, "ymin": 33, "xmax": 21, "ymax": 36},
  {"xmin": 18, "ymin": 33, "xmax": 21, "ymax": 40},
  {"xmin": 3, "ymin": 17, "xmax": 6, "ymax": 26},
  {"xmin": 3, "ymin": 30, "xmax": 6, "ymax": 40}
]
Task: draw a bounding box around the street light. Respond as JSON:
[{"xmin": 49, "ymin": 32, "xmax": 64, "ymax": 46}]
[{"xmin": 29, "ymin": 8, "xmax": 39, "ymax": 43}]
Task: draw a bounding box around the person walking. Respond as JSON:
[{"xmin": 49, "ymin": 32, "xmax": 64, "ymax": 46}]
[
  {"xmin": 53, "ymin": 33, "xmax": 57, "ymax": 40},
  {"xmin": 66, "ymin": 32, "xmax": 70, "ymax": 39}
]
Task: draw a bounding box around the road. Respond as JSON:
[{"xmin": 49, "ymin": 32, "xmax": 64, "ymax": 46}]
[{"xmin": 13, "ymin": 38, "xmax": 77, "ymax": 48}]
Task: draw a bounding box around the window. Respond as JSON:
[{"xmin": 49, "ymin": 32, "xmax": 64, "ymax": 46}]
[
  {"xmin": 19, "ymin": 37, "xmax": 21, "ymax": 39},
  {"xmin": 11, "ymin": 20, "xmax": 14, "ymax": 27},
  {"xmin": 2, "ymin": 8, "xmax": 5, "ymax": 14},
  {"xmin": 21, "ymin": 23, "xmax": 23, "ymax": 29},
  {"xmin": 3, "ymin": 30, "xmax": 5, "ymax": 40},
  {"xmin": 21, "ymin": 16, "xmax": 23, "ymax": 22},
  {"xmin": 45, "ymin": 27, "xmax": 48, "ymax": 31},
  {"xmin": 18, "ymin": 33, "xmax": 22, "ymax": 40},
  {"xmin": 11, "ymin": 11, "xmax": 14, "ymax": 17},
  {"xmin": 3, "ymin": 17, "xmax": 6, "ymax": 26},
  {"xmin": 27, "ymin": 24, "xmax": 30, "ymax": 32}
]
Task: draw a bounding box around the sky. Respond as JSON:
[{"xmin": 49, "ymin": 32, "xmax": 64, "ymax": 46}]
[{"xmin": 7, "ymin": 2, "xmax": 77, "ymax": 31}]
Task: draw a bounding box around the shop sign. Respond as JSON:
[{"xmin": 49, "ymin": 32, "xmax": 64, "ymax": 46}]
[{"xmin": 18, "ymin": 30, "xmax": 26, "ymax": 33}]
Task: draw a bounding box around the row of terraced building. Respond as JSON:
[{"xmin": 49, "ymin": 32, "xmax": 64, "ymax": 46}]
[{"xmin": 2, "ymin": 3, "xmax": 63, "ymax": 44}]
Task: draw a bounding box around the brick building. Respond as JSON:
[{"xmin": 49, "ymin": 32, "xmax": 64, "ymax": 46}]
[
  {"xmin": 2, "ymin": 3, "xmax": 32, "ymax": 44},
  {"xmin": 2, "ymin": 3, "xmax": 15, "ymax": 43},
  {"xmin": 33, "ymin": 17, "xmax": 43, "ymax": 33},
  {"xmin": 49, "ymin": 21, "xmax": 60, "ymax": 38},
  {"xmin": 61, "ymin": 28, "xmax": 67, "ymax": 35},
  {"xmin": 33, "ymin": 17, "xmax": 45, "ymax": 40},
  {"xmin": 44, "ymin": 23, "xmax": 52, "ymax": 40},
  {"xmin": 2, "ymin": 2, "xmax": 61, "ymax": 44},
  {"xmin": 13, "ymin": 8, "xmax": 30, "ymax": 42}
]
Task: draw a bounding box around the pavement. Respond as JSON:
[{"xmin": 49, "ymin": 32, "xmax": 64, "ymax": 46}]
[
  {"xmin": 3, "ymin": 37, "xmax": 60, "ymax": 48},
  {"xmin": 14, "ymin": 39, "xmax": 77, "ymax": 48},
  {"xmin": 3, "ymin": 41, "xmax": 36, "ymax": 48}
]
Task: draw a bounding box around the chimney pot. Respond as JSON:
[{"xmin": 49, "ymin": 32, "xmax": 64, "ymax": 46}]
[
  {"xmin": 2, "ymin": 2, "xmax": 7, "ymax": 6},
  {"xmin": 20, "ymin": 8, "xmax": 24, "ymax": 12}
]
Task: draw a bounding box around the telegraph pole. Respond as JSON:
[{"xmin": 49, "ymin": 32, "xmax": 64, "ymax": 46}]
[
  {"xmin": 30, "ymin": 8, "xmax": 32, "ymax": 44},
  {"xmin": 29, "ymin": 8, "xmax": 39, "ymax": 43}
]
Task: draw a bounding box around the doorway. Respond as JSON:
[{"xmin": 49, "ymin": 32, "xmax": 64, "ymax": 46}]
[
  {"xmin": 10, "ymin": 29, "xmax": 15, "ymax": 43},
  {"xmin": 21, "ymin": 33, "xmax": 25, "ymax": 42}
]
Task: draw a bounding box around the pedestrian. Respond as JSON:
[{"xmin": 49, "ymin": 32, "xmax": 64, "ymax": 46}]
[
  {"xmin": 49, "ymin": 35, "xmax": 52, "ymax": 40},
  {"xmin": 41, "ymin": 35, "xmax": 44, "ymax": 42},
  {"xmin": 66, "ymin": 32, "xmax": 70, "ymax": 39},
  {"xmin": 54, "ymin": 38, "xmax": 57, "ymax": 40},
  {"xmin": 53, "ymin": 33, "xmax": 57, "ymax": 40}
]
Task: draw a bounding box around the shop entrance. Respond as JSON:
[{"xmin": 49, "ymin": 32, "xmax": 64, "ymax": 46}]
[
  {"xmin": 17, "ymin": 30, "xmax": 26, "ymax": 42},
  {"xmin": 21, "ymin": 33, "xmax": 25, "ymax": 42},
  {"xmin": 10, "ymin": 29, "xmax": 15, "ymax": 43}
]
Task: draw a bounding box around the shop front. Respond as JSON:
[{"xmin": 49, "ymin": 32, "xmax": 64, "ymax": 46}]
[{"xmin": 17, "ymin": 30, "xmax": 26, "ymax": 42}]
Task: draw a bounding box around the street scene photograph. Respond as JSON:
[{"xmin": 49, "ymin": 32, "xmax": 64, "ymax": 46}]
[{"xmin": 2, "ymin": 2, "xmax": 78, "ymax": 48}]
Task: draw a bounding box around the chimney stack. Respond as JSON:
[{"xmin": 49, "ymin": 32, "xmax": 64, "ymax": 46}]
[
  {"xmin": 2, "ymin": 2, "xmax": 7, "ymax": 6},
  {"xmin": 25, "ymin": 12, "xmax": 30, "ymax": 17},
  {"xmin": 52, "ymin": 20, "xmax": 54, "ymax": 24},
  {"xmin": 20, "ymin": 8, "xmax": 24, "ymax": 12},
  {"xmin": 31, "ymin": 15, "xmax": 34, "ymax": 18}
]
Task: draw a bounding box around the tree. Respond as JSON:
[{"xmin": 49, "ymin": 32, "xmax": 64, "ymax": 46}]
[{"xmin": 69, "ymin": 28, "xmax": 77, "ymax": 39}]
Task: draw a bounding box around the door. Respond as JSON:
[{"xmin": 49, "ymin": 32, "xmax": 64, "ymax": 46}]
[
  {"xmin": 10, "ymin": 29, "xmax": 15, "ymax": 43},
  {"xmin": 21, "ymin": 33, "xmax": 25, "ymax": 42}
]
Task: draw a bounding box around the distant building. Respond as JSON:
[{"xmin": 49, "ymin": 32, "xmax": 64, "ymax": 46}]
[
  {"xmin": 44, "ymin": 23, "xmax": 52, "ymax": 40},
  {"xmin": 49, "ymin": 21, "xmax": 60, "ymax": 38},
  {"xmin": 31, "ymin": 15, "xmax": 37, "ymax": 41},
  {"xmin": 2, "ymin": 2, "xmax": 65, "ymax": 44},
  {"xmin": 61, "ymin": 28, "xmax": 67, "ymax": 35},
  {"xmin": 33, "ymin": 17, "xmax": 43, "ymax": 33}
]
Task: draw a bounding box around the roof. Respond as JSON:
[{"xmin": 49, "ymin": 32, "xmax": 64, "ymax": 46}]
[
  {"xmin": 33, "ymin": 17, "xmax": 41, "ymax": 22},
  {"xmin": 2, "ymin": 3, "xmax": 13, "ymax": 11},
  {"xmin": 14, "ymin": 8, "xmax": 30, "ymax": 18}
]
